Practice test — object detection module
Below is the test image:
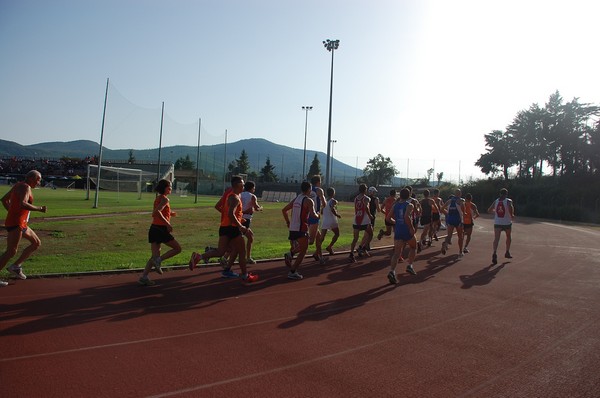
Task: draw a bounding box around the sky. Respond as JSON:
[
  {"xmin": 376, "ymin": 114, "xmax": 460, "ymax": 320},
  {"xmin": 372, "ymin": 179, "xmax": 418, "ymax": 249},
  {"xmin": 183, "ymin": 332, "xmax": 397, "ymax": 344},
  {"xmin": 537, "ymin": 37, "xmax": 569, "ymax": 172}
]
[{"xmin": 1, "ymin": 0, "xmax": 599, "ymax": 183}]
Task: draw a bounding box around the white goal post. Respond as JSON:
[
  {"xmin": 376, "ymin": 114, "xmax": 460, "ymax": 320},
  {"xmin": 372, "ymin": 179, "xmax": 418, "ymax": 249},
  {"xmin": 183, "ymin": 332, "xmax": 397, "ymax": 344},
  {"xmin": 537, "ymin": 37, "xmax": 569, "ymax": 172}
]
[{"xmin": 86, "ymin": 164, "xmax": 156, "ymax": 200}]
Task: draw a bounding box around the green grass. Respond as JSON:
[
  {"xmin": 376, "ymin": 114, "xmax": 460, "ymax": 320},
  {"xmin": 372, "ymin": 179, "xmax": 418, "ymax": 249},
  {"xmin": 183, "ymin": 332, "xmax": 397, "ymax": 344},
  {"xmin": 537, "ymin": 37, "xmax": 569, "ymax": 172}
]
[{"xmin": 0, "ymin": 187, "xmax": 373, "ymax": 275}]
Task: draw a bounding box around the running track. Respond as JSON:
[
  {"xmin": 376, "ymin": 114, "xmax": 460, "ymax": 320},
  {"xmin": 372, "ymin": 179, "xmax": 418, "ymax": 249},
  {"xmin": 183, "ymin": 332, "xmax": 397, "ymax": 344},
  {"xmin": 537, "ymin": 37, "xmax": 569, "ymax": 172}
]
[{"xmin": 1, "ymin": 216, "xmax": 599, "ymax": 397}]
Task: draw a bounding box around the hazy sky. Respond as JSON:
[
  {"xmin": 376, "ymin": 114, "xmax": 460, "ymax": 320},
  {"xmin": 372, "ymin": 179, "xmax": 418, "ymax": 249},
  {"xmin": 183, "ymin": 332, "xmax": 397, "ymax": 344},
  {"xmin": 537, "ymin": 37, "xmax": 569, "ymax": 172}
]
[{"xmin": 1, "ymin": 0, "xmax": 599, "ymax": 182}]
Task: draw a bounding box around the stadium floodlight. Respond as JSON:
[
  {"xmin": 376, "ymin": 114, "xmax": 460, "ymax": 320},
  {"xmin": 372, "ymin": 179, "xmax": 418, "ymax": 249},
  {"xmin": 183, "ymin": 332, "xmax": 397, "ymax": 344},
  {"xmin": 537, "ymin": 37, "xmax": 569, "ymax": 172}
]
[
  {"xmin": 301, "ymin": 106, "xmax": 313, "ymax": 181},
  {"xmin": 323, "ymin": 39, "xmax": 340, "ymax": 187}
]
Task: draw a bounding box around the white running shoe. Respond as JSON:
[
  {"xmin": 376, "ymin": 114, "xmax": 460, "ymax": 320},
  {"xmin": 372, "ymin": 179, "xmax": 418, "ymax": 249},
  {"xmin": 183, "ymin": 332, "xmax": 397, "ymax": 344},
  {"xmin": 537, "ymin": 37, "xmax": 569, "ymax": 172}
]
[
  {"xmin": 0, "ymin": 280, "xmax": 8, "ymax": 287},
  {"xmin": 287, "ymin": 271, "xmax": 303, "ymax": 280},
  {"xmin": 387, "ymin": 271, "xmax": 398, "ymax": 285},
  {"xmin": 8, "ymin": 265, "xmax": 26, "ymax": 280}
]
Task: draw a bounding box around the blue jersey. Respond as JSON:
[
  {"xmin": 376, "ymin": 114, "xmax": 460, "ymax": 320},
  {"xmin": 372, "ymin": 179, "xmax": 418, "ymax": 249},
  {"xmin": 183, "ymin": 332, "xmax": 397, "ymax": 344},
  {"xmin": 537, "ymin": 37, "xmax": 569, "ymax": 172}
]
[
  {"xmin": 311, "ymin": 186, "xmax": 322, "ymax": 212},
  {"xmin": 446, "ymin": 196, "xmax": 462, "ymax": 227},
  {"xmin": 308, "ymin": 186, "xmax": 322, "ymax": 225},
  {"xmin": 392, "ymin": 201, "xmax": 413, "ymax": 241}
]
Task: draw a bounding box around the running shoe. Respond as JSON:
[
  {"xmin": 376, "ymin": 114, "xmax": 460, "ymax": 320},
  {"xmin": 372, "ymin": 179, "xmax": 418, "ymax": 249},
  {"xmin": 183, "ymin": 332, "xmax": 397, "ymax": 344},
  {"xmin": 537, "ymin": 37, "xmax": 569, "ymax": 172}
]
[
  {"xmin": 312, "ymin": 253, "xmax": 320, "ymax": 261},
  {"xmin": 8, "ymin": 265, "xmax": 26, "ymax": 280},
  {"xmin": 492, "ymin": 253, "xmax": 498, "ymax": 265},
  {"xmin": 247, "ymin": 257, "xmax": 256, "ymax": 264},
  {"xmin": 284, "ymin": 252, "xmax": 292, "ymax": 268},
  {"xmin": 463, "ymin": 247, "xmax": 470, "ymax": 254},
  {"xmin": 434, "ymin": 234, "xmax": 439, "ymax": 241},
  {"xmin": 203, "ymin": 246, "xmax": 216, "ymax": 264},
  {"xmin": 319, "ymin": 256, "xmax": 327, "ymax": 266},
  {"xmin": 138, "ymin": 276, "xmax": 156, "ymax": 286},
  {"xmin": 221, "ymin": 269, "xmax": 240, "ymax": 278},
  {"xmin": 188, "ymin": 252, "xmax": 201, "ymax": 270},
  {"xmin": 458, "ymin": 252, "xmax": 464, "ymax": 258},
  {"xmin": 0, "ymin": 280, "xmax": 8, "ymax": 287},
  {"xmin": 377, "ymin": 229, "xmax": 384, "ymax": 240},
  {"xmin": 243, "ymin": 272, "xmax": 259, "ymax": 283},
  {"xmin": 219, "ymin": 257, "xmax": 229, "ymax": 268},
  {"xmin": 152, "ymin": 256, "xmax": 163, "ymax": 275},
  {"xmin": 406, "ymin": 264, "xmax": 417, "ymax": 275},
  {"xmin": 505, "ymin": 251, "xmax": 513, "ymax": 259},
  {"xmin": 357, "ymin": 246, "xmax": 364, "ymax": 257},
  {"xmin": 387, "ymin": 271, "xmax": 398, "ymax": 285},
  {"xmin": 287, "ymin": 271, "xmax": 303, "ymax": 280},
  {"xmin": 326, "ymin": 246, "xmax": 335, "ymax": 256},
  {"xmin": 349, "ymin": 253, "xmax": 356, "ymax": 263},
  {"xmin": 441, "ymin": 242, "xmax": 448, "ymax": 255}
]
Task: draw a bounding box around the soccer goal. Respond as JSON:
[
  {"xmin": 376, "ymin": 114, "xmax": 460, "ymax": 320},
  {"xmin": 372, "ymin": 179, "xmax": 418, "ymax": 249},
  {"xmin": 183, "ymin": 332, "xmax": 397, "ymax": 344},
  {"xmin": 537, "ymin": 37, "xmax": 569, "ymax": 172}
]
[{"xmin": 86, "ymin": 164, "xmax": 156, "ymax": 200}]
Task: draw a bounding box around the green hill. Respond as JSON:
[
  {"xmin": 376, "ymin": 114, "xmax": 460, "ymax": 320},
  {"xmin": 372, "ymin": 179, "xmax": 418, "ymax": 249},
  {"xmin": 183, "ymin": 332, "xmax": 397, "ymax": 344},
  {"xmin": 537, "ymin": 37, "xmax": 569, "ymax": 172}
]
[{"xmin": 0, "ymin": 138, "xmax": 359, "ymax": 183}]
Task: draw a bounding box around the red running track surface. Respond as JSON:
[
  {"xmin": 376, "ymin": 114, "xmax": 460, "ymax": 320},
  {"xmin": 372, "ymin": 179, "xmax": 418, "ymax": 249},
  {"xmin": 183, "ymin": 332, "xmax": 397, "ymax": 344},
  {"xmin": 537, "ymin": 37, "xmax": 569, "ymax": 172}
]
[{"xmin": 1, "ymin": 216, "xmax": 600, "ymax": 397}]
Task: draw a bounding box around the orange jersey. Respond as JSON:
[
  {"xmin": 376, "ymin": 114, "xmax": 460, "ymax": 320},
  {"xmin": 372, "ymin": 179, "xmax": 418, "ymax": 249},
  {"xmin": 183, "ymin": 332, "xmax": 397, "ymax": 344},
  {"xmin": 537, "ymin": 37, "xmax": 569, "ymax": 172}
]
[
  {"xmin": 5, "ymin": 182, "xmax": 33, "ymax": 229},
  {"xmin": 463, "ymin": 202, "xmax": 476, "ymax": 224},
  {"xmin": 381, "ymin": 196, "xmax": 396, "ymax": 214},
  {"xmin": 220, "ymin": 190, "xmax": 243, "ymax": 227},
  {"xmin": 431, "ymin": 197, "xmax": 441, "ymax": 214},
  {"xmin": 152, "ymin": 195, "xmax": 171, "ymax": 226}
]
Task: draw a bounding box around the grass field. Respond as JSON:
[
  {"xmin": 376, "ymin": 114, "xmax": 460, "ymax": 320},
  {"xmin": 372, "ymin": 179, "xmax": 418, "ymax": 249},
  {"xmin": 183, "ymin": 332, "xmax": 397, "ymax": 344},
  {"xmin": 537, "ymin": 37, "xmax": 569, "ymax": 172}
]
[{"xmin": 0, "ymin": 186, "xmax": 383, "ymax": 276}]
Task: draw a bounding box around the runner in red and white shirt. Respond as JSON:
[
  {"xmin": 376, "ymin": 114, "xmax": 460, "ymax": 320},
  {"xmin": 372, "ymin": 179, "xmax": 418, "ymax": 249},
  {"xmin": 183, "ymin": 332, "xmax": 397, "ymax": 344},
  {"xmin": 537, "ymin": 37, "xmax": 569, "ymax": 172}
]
[
  {"xmin": 349, "ymin": 183, "xmax": 374, "ymax": 262},
  {"xmin": 487, "ymin": 188, "xmax": 515, "ymax": 265}
]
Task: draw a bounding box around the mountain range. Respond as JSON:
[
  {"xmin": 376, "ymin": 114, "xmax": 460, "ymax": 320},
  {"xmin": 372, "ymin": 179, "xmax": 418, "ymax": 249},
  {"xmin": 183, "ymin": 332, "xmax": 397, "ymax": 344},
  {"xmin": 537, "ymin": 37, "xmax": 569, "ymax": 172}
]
[{"xmin": 0, "ymin": 138, "xmax": 362, "ymax": 183}]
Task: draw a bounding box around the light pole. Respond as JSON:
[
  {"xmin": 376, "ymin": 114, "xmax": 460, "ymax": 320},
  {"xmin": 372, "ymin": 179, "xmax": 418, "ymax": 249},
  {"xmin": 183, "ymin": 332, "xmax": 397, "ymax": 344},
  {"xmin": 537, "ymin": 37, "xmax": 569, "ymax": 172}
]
[
  {"xmin": 301, "ymin": 106, "xmax": 313, "ymax": 181},
  {"xmin": 323, "ymin": 39, "xmax": 339, "ymax": 187},
  {"xmin": 330, "ymin": 139, "xmax": 337, "ymax": 184}
]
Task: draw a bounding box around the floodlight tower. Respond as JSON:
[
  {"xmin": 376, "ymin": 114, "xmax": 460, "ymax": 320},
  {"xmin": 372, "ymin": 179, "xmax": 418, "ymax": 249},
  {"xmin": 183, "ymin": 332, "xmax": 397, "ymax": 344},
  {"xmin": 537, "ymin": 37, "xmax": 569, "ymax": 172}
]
[
  {"xmin": 323, "ymin": 39, "xmax": 339, "ymax": 187},
  {"xmin": 330, "ymin": 139, "xmax": 337, "ymax": 183},
  {"xmin": 301, "ymin": 106, "xmax": 313, "ymax": 181}
]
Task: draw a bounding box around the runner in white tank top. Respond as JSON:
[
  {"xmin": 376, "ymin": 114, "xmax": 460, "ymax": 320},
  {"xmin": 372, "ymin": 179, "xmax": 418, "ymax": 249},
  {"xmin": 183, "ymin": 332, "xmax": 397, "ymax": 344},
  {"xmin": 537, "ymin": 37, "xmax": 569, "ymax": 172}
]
[
  {"xmin": 240, "ymin": 181, "xmax": 262, "ymax": 264},
  {"xmin": 487, "ymin": 188, "xmax": 515, "ymax": 264},
  {"xmin": 317, "ymin": 187, "xmax": 342, "ymax": 259}
]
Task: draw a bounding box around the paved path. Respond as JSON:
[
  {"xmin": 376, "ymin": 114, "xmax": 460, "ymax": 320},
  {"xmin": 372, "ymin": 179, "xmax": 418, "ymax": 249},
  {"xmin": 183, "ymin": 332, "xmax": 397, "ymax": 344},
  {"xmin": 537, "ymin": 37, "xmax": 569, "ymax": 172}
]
[{"xmin": 1, "ymin": 216, "xmax": 599, "ymax": 397}]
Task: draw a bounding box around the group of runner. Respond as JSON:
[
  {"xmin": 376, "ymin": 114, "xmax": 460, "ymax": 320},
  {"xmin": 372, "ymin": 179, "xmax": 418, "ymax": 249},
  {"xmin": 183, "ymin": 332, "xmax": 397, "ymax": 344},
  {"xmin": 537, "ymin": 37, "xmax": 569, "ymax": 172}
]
[
  {"xmin": 275, "ymin": 180, "xmax": 514, "ymax": 285},
  {"xmin": 0, "ymin": 170, "xmax": 514, "ymax": 287}
]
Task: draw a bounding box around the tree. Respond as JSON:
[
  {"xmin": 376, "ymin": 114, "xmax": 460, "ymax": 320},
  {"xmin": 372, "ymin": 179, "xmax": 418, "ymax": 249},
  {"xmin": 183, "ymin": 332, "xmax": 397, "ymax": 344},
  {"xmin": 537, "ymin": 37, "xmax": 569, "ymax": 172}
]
[
  {"xmin": 476, "ymin": 91, "xmax": 600, "ymax": 180},
  {"xmin": 175, "ymin": 155, "xmax": 194, "ymax": 170},
  {"xmin": 227, "ymin": 150, "xmax": 252, "ymax": 177},
  {"xmin": 476, "ymin": 130, "xmax": 515, "ymax": 180},
  {"xmin": 307, "ymin": 153, "xmax": 321, "ymax": 180},
  {"xmin": 236, "ymin": 150, "xmax": 251, "ymax": 175},
  {"xmin": 128, "ymin": 149, "xmax": 135, "ymax": 164},
  {"xmin": 259, "ymin": 156, "xmax": 278, "ymax": 182},
  {"xmin": 436, "ymin": 172, "xmax": 444, "ymax": 185},
  {"xmin": 361, "ymin": 154, "xmax": 397, "ymax": 187},
  {"xmin": 427, "ymin": 168, "xmax": 434, "ymax": 184}
]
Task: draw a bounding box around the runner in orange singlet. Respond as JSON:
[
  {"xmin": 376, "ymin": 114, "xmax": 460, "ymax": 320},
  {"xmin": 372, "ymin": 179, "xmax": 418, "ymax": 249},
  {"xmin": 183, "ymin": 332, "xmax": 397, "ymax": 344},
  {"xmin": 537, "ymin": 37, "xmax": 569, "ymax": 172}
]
[
  {"xmin": 189, "ymin": 176, "xmax": 258, "ymax": 283},
  {"xmin": 138, "ymin": 179, "xmax": 182, "ymax": 286},
  {"xmin": 0, "ymin": 170, "xmax": 47, "ymax": 285},
  {"xmin": 462, "ymin": 193, "xmax": 480, "ymax": 254},
  {"xmin": 377, "ymin": 189, "xmax": 396, "ymax": 241}
]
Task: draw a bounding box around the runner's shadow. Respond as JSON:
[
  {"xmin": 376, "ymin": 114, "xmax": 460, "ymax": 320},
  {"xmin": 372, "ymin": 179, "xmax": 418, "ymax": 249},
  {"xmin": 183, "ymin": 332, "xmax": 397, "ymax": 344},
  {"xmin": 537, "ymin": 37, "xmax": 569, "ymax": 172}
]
[
  {"xmin": 0, "ymin": 268, "xmax": 273, "ymax": 336},
  {"xmin": 459, "ymin": 263, "xmax": 506, "ymax": 289},
  {"xmin": 278, "ymin": 284, "xmax": 395, "ymax": 329},
  {"xmin": 317, "ymin": 255, "xmax": 389, "ymax": 286}
]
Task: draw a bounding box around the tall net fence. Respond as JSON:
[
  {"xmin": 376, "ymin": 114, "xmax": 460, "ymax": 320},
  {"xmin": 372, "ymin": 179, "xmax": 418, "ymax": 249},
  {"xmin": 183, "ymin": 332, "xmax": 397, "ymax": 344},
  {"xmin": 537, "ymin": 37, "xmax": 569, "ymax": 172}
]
[
  {"xmin": 86, "ymin": 165, "xmax": 158, "ymax": 199},
  {"xmin": 103, "ymin": 83, "xmax": 225, "ymax": 152}
]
